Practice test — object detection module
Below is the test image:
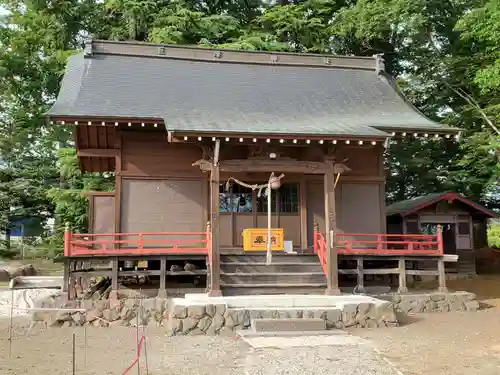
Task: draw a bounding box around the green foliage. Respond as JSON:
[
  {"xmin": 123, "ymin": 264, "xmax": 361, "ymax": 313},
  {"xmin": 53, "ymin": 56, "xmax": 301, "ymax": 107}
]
[
  {"xmin": 488, "ymin": 223, "xmax": 500, "ymax": 248},
  {"xmin": 47, "ymin": 148, "xmax": 114, "ymax": 234}
]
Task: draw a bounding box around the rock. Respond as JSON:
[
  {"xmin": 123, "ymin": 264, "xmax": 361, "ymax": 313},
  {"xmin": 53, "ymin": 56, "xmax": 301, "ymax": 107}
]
[
  {"xmin": 109, "ymin": 320, "xmax": 125, "ymax": 327},
  {"xmin": 182, "ymin": 318, "xmax": 198, "ymax": 333},
  {"xmin": 376, "ymin": 302, "xmax": 397, "ymax": 323},
  {"xmin": 357, "ymin": 303, "xmax": 371, "ymax": 315},
  {"xmin": 436, "ymin": 300, "xmax": 450, "ymax": 312},
  {"xmin": 187, "ymin": 328, "xmax": 205, "ymax": 336},
  {"xmin": 261, "ymin": 309, "xmax": 277, "ymax": 319},
  {"xmin": 173, "ymin": 305, "xmax": 187, "ymax": 319},
  {"xmin": 167, "ymin": 318, "xmax": 183, "ymax": 336},
  {"xmin": 205, "ymin": 304, "xmax": 216, "ymax": 317},
  {"xmin": 211, "ymin": 313, "xmax": 225, "ymax": 331},
  {"xmin": 225, "ymin": 315, "xmax": 236, "ymax": 329},
  {"xmin": 288, "ymin": 309, "xmax": 302, "ymax": 319},
  {"xmin": 86, "ymin": 309, "xmax": 102, "ymax": 322},
  {"xmin": 198, "ymin": 316, "xmax": 212, "ymax": 332},
  {"xmin": 123, "ymin": 298, "xmax": 137, "ymax": 310},
  {"xmin": 0, "ymin": 269, "xmax": 10, "ymax": 282},
  {"xmin": 249, "ymin": 310, "xmax": 262, "ymax": 320},
  {"xmin": 215, "ymin": 304, "xmax": 226, "ymax": 316},
  {"xmin": 365, "ymin": 319, "xmax": 379, "ymax": 328},
  {"xmin": 410, "ymin": 299, "xmax": 426, "ymax": 313},
  {"xmin": 188, "ymin": 305, "xmax": 206, "ymax": 319},
  {"xmin": 120, "ymin": 307, "xmax": 136, "ymax": 322},
  {"xmin": 184, "ymin": 262, "xmax": 198, "ymax": 271},
  {"xmin": 465, "ymin": 300, "xmax": 479, "ymax": 311},
  {"xmin": 21, "ymin": 264, "xmax": 38, "ymax": 276},
  {"xmin": 430, "ymin": 294, "xmax": 445, "ymax": 302},
  {"xmin": 326, "ymin": 309, "xmax": 341, "ymax": 325},
  {"xmin": 218, "ymin": 327, "xmax": 234, "ymax": 336},
  {"xmin": 55, "ymin": 310, "xmax": 72, "ymax": 322},
  {"xmin": 391, "ymin": 294, "xmax": 402, "ymax": 304},
  {"xmin": 341, "ymin": 304, "xmax": 358, "ymax": 327},
  {"xmin": 94, "ymin": 299, "xmax": 109, "ymax": 310},
  {"xmin": 103, "ymin": 309, "xmax": 120, "ymax": 322},
  {"xmin": 72, "ymin": 312, "xmax": 86, "ymax": 326}
]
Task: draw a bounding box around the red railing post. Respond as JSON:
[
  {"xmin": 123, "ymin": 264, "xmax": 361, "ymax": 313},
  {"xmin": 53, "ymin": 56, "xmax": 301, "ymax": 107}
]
[
  {"xmin": 377, "ymin": 234, "xmax": 382, "ymax": 251},
  {"xmin": 64, "ymin": 222, "xmax": 71, "ymax": 256},
  {"xmin": 138, "ymin": 233, "xmax": 144, "ymax": 252},
  {"xmin": 206, "ymin": 221, "xmax": 212, "ymax": 265}
]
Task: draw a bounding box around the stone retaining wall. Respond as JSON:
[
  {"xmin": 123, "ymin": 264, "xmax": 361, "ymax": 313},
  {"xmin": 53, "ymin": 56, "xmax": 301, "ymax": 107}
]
[
  {"xmin": 31, "ymin": 293, "xmax": 398, "ymax": 334},
  {"xmin": 374, "ymin": 291, "xmax": 479, "ymax": 314},
  {"xmin": 31, "ymin": 291, "xmax": 479, "ymax": 334},
  {"xmin": 165, "ymin": 300, "xmax": 398, "ymax": 336}
]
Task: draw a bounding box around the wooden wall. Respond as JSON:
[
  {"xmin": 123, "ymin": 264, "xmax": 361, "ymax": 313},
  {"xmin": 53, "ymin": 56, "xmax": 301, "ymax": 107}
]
[{"xmin": 111, "ymin": 131, "xmax": 387, "ymax": 246}]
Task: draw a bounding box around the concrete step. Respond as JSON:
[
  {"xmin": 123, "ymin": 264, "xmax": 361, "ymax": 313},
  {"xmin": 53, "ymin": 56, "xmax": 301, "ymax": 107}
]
[
  {"xmin": 221, "ymin": 272, "xmax": 326, "ymax": 285},
  {"xmin": 221, "ymin": 263, "xmax": 324, "ymax": 273},
  {"xmin": 221, "ymin": 285, "xmax": 327, "ymax": 296},
  {"xmin": 237, "ymin": 330, "xmax": 347, "ymax": 338},
  {"xmin": 251, "ymin": 318, "xmax": 327, "ymax": 332},
  {"xmin": 221, "ymin": 255, "xmax": 320, "ymax": 264}
]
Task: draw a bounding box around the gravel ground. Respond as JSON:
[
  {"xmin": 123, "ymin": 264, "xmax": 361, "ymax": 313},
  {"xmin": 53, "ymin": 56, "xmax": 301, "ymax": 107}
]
[
  {"xmin": 353, "ymin": 308, "xmax": 500, "ymax": 375},
  {"xmin": 0, "ymin": 319, "xmax": 399, "ymax": 375}
]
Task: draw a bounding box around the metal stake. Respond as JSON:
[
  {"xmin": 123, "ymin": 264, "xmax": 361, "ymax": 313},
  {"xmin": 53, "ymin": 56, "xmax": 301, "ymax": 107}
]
[
  {"xmin": 72, "ymin": 332, "xmax": 76, "ymax": 375},
  {"xmin": 136, "ymin": 301, "xmax": 141, "ymax": 375},
  {"xmin": 140, "ymin": 296, "xmax": 149, "ymax": 375},
  {"xmin": 8, "ymin": 288, "xmax": 14, "ymax": 360},
  {"xmin": 84, "ymin": 323, "xmax": 88, "ymax": 368}
]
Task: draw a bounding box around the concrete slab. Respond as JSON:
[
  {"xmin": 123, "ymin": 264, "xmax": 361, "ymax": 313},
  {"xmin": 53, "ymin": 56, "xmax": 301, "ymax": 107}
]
[
  {"xmin": 236, "ymin": 329, "xmax": 348, "ymax": 338},
  {"xmin": 240, "ymin": 333, "xmax": 369, "ymax": 349},
  {"xmin": 181, "ymin": 293, "xmax": 381, "ymax": 308},
  {"xmin": 251, "ymin": 318, "xmax": 326, "ymax": 332},
  {"xmin": 9, "ymin": 276, "xmax": 63, "ymax": 290}
]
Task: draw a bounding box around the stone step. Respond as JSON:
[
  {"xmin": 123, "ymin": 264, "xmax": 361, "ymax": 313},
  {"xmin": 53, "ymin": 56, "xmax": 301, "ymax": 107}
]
[
  {"xmin": 221, "ymin": 285, "xmax": 327, "ymax": 296},
  {"xmin": 221, "ymin": 272, "xmax": 326, "ymax": 285},
  {"xmin": 221, "ymin": 255, "xmax": 320, "ymax": 264},
  {"xmin": 237, "ymin": 329, "xmax": 348, "ymax": 338},
  {"xmin": 221, "ymin": 263, "xmax": 324, "ymax": 273},
  {"xmin": 251, "ymin": 318, "xmax": 327, "ymax": 332}
]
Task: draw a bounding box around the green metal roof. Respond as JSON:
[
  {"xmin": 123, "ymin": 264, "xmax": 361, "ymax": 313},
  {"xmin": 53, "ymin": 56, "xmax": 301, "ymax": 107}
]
[{"xmin": 387, "ymin": 192, "xmax": 497, "ymax": 218}]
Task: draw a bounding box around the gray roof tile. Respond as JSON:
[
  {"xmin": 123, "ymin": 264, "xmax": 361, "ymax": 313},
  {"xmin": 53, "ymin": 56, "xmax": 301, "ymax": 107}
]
[{"xmin": 48, "ymin": 43, "xmax": 457, "ymax": 137}]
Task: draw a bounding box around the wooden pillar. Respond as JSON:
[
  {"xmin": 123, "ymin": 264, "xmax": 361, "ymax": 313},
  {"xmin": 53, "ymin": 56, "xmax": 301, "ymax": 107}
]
[
  {"xmin": 62, "ymin": 259, "xmax": 70, "ymax": 301},
  {"xmin": 437, "ymin": 258, "xmax": 447, "ymax": 292},
  {"xmin": 208, "ymin": 165, "xmax": 222, "ymax": 296},
  {"xmin": 398, "ymin": 257, "xmax": 408, "ymax": 293},
  {"xmin": 158, "ymin": 256, "xmax": 167, "ymax": 298},
  {"xmin": 324, "ymin": 160, "xmax": 340, "ymax": 295},
  {"xmin": 109, "ymin": 257, "xmax": 119, "ymax": 302},
  {"xmin": 356, "ymin": 257, "xmax": 366, "ymax": 293}
]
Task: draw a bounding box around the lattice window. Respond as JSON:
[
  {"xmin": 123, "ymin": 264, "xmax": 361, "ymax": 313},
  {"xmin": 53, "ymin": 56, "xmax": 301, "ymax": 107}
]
[
  {"xmin": 219, "ymin": 184, "xmax": 253, "ymax": 213},
  {"xmin": 257, "ymin": 183, "xmax": 299, "ymax": 213}
]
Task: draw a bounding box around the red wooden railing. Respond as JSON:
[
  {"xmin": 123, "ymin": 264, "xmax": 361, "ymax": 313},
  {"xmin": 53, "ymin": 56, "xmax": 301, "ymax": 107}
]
[
  {"xmin": 313, "ymin": 232, "xmax": 328, "ymax": 274},
  {"xmin": 314, "ymin": 232, "xmax": 444, "ymax": 271},
  {"xmin": 64, "ymin": 231, "xmax": 210, "ymax": 257}
]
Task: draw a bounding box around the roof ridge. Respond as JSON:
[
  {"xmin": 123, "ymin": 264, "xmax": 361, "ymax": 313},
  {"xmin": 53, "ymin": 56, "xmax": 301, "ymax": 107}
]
[{"xmin": 85, "ymin": 39, "xmax": 378, "ymax": 71}]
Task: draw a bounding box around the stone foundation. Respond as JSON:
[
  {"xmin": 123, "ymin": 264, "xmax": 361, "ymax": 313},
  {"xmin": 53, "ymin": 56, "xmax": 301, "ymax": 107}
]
[
  {"xmin": 31, "ymin": 291, "xmax": 479, "ymax": 333},
  {"xmin": 374, "ymin": 291, "xmax": 479, "ymax": 314},
  {"xmin": 31, "ymin": 293, "xmax": 398, "ymax": 334}
]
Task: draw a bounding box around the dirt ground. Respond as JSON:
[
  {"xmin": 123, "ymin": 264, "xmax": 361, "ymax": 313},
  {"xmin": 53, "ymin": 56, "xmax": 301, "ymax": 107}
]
[{"xmin": 0, "ymin": 276, "xmax": 500, "ymax": 374}]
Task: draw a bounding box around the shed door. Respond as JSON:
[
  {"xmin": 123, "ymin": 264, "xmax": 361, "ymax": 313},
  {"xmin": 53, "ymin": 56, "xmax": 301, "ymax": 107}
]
[{"xmin": 121, "ymin": 179, "xmax": 204, "ymax": 234}]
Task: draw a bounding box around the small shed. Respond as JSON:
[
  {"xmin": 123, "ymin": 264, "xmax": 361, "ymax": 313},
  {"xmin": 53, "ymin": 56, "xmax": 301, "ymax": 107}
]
[{"xmin": 387, "ymin": 192, "xmax": 497, "ymax": 275}]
